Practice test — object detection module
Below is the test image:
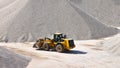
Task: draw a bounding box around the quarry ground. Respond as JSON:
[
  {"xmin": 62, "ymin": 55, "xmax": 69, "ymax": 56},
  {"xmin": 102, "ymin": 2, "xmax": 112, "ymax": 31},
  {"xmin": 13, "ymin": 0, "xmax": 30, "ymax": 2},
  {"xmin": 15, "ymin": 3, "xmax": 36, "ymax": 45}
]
[
  {"xmin": 0, "ymin": 0, "xmax": 120, "ymax": 68},
  {"xmin": 0, "ymin": 39, "xmax": 120, "ymax": 68}
]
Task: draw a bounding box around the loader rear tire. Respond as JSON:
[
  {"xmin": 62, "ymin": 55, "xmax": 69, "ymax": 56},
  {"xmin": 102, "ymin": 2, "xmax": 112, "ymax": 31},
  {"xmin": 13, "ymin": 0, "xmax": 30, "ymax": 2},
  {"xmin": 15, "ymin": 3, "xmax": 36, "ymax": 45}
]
[
  {"xmin": 56, "ymin": 44, "xmax": 64, "ymax": 53},
  {"xmin": 43, "ymin": 43, "xmax": 50, "ymax": 51}
]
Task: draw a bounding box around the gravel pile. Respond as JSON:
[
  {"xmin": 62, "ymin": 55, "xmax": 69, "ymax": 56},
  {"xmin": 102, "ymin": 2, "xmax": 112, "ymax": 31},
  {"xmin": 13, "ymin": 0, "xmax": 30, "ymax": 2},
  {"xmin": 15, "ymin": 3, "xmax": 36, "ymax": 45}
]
[
  {"xmin": 0, "ymin": 0, "xmax": 118, "ymax": 42},
  {"xmin": 100, "ymin": 34, "xmax": 120, "ymax": 56},
  {"xmin": 0, "ymin": 46, "xmax": 31, "ymax": 68}
]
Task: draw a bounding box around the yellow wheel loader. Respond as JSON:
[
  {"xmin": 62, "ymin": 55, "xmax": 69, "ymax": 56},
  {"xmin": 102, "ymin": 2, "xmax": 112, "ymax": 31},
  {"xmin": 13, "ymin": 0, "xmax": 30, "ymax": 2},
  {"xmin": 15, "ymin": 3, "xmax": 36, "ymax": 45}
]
[{"xmin": 33, "ymin": 33, "xmax": 75, "ymax": 52}]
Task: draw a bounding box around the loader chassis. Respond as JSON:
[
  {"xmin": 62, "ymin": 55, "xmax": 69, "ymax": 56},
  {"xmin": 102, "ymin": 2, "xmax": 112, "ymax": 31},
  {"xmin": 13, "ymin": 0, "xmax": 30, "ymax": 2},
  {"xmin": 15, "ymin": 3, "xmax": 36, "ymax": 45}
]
[{"xmin": 33, "ymin": 33, "xmax": 75, "ymax": 52}]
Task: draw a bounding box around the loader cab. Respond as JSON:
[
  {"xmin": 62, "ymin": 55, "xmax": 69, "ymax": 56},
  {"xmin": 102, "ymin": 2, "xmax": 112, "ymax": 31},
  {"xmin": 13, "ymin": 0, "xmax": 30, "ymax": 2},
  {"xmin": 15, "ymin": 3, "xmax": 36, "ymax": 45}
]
[{"xmin": 53, "ymin": 33, "xmax": 66, "ymax": 42}]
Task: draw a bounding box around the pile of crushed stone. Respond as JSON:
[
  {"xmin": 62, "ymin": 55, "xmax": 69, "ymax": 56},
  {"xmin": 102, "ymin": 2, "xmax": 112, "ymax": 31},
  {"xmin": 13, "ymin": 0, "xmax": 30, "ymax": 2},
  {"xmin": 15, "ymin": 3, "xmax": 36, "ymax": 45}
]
[
  {"xmin": 0, "ymin": 46, "xmax": 31, "ymax": 68},
  {"xmin": 99, "ymin": 33, "xmax": 120, "ymax": 56},
  {"xmin": 0, "ymin": 0, "xmax": 118, "ymax": 42}
]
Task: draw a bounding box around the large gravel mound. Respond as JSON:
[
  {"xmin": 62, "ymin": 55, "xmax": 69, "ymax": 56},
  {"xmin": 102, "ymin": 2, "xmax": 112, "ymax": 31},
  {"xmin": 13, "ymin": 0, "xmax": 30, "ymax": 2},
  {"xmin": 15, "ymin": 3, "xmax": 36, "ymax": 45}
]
[
  {"xmin": 0, "ymin": 46, "xmax": 31, "ymax": 68},
  {"xmin": 70, "ymin": 0, "xmax": 120, "ymax": 27},
  {"xmin": 99, "ymin": 33, "xmax": 120, "ymax": 56},
  {"xmin": 0, "ymin": 0, "xmax": 118, "ymax": 42}
]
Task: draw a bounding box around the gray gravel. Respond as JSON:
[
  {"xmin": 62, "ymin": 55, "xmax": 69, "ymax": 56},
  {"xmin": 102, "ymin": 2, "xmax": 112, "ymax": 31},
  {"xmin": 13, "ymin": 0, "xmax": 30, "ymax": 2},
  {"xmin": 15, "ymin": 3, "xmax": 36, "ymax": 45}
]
[
  {"xmin": 0, "ymin": 0, "xmax": 119, "ymax": 42},
  {"xmin": 0, "ymin": 46, "xmax": 31, "ymax": 68}
]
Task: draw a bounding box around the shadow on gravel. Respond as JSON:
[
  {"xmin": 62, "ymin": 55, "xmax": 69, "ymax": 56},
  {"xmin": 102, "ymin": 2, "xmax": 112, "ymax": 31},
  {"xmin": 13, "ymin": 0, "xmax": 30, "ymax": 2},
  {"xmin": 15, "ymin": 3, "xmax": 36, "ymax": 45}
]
[
  {"xmin": 36, "ymin": 49, "xmax": 87, "ymax": 54},
  {"xmin": 64, "ymin": 50, "xmax": 87, "ymax": 54}
]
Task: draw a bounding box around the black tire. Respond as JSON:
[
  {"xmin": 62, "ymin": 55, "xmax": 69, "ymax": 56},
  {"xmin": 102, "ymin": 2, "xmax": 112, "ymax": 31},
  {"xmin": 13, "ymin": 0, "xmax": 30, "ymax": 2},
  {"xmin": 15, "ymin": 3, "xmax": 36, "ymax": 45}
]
[
  {"xmin": 43, "ymin": 43, "xmax": 50, "ymax": 51},
  {"xmin": 56, "ymin": 44, "xmax": 64, "ymax": 53}
]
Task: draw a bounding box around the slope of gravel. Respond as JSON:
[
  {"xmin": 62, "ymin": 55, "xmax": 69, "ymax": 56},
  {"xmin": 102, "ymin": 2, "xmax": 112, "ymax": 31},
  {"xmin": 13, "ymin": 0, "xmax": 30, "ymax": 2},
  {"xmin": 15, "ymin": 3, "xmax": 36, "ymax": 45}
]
[
  {"xmin": 0, "ymin": 46, "xmax": 31, "ymax": 68},
  {"xmin": 69, "ymin": 1, "xmax": 118, "ymax": 39},
  {"xmin": 70, "ymin": 0, "xmax": 120, "ymax": 27},
  {"xmin": 99, "ymin": 33, "xmax": 120, "ymax": 56},
  {"xmin": 0, "ymin": 0, "xmax": 118, "ymax": 42}
]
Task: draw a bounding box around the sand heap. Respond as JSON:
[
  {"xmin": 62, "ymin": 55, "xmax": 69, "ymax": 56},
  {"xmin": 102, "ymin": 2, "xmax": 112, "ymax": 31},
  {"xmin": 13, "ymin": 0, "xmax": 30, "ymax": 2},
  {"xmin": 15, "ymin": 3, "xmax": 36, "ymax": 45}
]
[
  {"xmin": 0, "ymin": 46, "xmax": 31, "ymax": 68},
  {"xmin": 99, "ymin": 33, "xmax": 120, "ymax": 56},
  {"xmin": 0, "ymin": 0, "xmax": 118, "ymax": 42},
  {"xmin": 70, "ymin": 0, "xmax": 120, "ymax": 27}
]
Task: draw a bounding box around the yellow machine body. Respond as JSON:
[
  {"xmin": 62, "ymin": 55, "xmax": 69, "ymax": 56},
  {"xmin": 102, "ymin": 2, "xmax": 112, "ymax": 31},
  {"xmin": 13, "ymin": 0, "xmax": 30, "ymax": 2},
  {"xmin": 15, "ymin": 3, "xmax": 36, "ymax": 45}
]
[{"xmin": 34, "ymin": 33, "xmax": 75, "ymax": 52}]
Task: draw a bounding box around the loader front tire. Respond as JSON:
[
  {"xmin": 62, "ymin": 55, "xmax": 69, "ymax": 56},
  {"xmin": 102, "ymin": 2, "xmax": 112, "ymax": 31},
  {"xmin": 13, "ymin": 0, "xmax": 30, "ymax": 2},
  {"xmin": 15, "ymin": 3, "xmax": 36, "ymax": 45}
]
[
  {"xmin": 56, "ymin": 44, "xmax": 64, "ymax": 53},
  {"xmin": 43, "ymin": 43, "xmax": 50, "ymax": 51}
]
